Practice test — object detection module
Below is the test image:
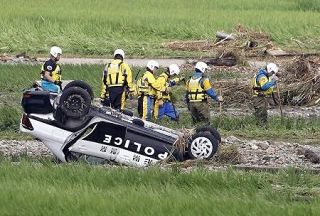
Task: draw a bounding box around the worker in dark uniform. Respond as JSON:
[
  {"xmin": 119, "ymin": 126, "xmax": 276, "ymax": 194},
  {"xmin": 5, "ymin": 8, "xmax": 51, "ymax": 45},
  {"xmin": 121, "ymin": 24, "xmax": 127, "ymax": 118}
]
[
  {"xmin": 251, "ymin": 63, "xmax": 279, "ymax": 127},
  {"xmin": 40, "ymin": 46, "xmax": 62, "ymax": 93},
  {"xmin": 100, "ymin": 49, "xmax": 135, "ymax": 111},
  {"xmin": 185, "ymin": 62, "xmax": 223, "ymax": 125}
]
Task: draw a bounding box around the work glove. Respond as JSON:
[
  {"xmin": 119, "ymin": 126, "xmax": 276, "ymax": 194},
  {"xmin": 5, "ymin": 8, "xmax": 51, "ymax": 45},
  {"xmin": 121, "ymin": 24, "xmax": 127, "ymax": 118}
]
[
  {"xmin": 169, "ymin": 78, "xmax": 179, "ymax": 86},
  {"xmin": 252, "ymin": 86, "xmax": 263, "ymax": 91},
  {"xmin": 165, "ymin": 86, "xmax": 171, "ymax": 94},
  {"xmin": 217, "ymin": 95, "xmax": 223, "ymax": 102},
  {"xmin": 128, "ymin": 91, "xmax": 135, "ymax": 100},
  {"xmin": 158, "ymin": 99, "xmax": 164, "ymax": 107},
  {"xmin": 179, "ymin": 76, "xmax": 186, "ymax": 82},
  {"xmin": 160, "ymin": 86, "xmax": 167, "ymax": 92}
]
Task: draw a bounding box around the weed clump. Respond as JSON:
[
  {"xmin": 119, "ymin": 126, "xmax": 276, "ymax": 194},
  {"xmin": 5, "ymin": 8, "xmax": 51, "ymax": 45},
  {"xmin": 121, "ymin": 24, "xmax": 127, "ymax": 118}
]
[{"xmin": 216, "ymin": 144, "xmax": 242, "ymax": 164}]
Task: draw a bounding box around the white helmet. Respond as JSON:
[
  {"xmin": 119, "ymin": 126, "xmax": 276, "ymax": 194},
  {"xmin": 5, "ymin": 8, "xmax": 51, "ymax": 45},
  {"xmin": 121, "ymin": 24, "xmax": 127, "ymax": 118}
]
[
  {"xmin": 114, "ymin": 49, "xmax": 125, "ymax": 59},
  {"xmin": 266, "ymin": 63, "xmax": 279, "ymax": 74},
  {"xmin": 195, "ymin": 61, "xmax": 208, "ymax": 73},
  {"xmin": 50, "ymin": 46, "xmax": 62, "ymax": 58},
  {"xmin": 147, "ymin": 60, "xmax": 159, "ymax": 71},
  {"xmin": 169, "ymin": 64, "xmax": 180, "ymax": 76}
]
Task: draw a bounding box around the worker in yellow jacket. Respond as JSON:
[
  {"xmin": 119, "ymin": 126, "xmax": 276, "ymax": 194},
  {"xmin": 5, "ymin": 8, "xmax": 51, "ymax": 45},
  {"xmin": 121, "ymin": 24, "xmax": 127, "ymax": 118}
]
[
  {"xmin": 186, "ymin": 62, "xmax": 223, "ymax": 125},
  {"xmin": 154, "ymin": 64, "xmax": 183, "ymax": 121},
  {"xmin": 100, "ymin": 49, "xmax": 135, "ymax": 111},
  {"xmin": 137, "ymin": 60, "xmax": 162, "ymax": 121},
  {"xmin": 251, "ymin": 63, "xmax": 279, "ymax": 127}
]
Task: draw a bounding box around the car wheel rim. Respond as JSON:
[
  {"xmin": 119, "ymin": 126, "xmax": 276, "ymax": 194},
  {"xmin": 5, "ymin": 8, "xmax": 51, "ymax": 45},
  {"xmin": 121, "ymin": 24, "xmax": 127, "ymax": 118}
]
[
  {"xmin": 64, "ymin": 94, "xmax": 86, "ymax": 113},
  {"xmin": 190, "ymin": 137, "xmax": 213, "ymax": 159}
]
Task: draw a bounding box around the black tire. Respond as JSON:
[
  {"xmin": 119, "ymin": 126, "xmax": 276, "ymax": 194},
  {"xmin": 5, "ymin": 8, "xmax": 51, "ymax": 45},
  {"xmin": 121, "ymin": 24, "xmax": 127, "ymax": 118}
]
[
  {"xmin": 63, "ymin": 80, "xmax": 94, "ymax": 100},
  {"xmin": 59, "ymin": 87, "xmax": 91, "ymax": 118},
  {"xmin": 196, "ymin": 126, "xmax": 221, "ymax": 143},
  {"xmin": 187, "ymin": 132, "xmax": 218, "ymax": 160}
]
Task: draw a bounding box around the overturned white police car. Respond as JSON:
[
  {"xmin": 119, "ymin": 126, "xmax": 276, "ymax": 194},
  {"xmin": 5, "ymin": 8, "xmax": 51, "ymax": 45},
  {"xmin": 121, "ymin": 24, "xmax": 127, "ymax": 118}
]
[{"xmin": 20, "ymin": 81, "xmax": 221, "ymax": 167}]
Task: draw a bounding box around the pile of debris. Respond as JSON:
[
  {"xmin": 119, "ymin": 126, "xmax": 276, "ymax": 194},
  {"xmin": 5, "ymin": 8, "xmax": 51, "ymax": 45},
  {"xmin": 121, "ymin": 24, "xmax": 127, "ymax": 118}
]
[
  {"xmin": 0, "ymin": 53, "xmax": 38, "ymax": 63},
  {"xmin": 281, "ymin": 56, "xmax": 320, "ymax": 106},
  {"xmin": 214, "ymin": 80, "xmax": 252, "ymax": 107},
  {"xmin": 163, "ymin": 24, "xmax": 276, "ymax": 66},
  {"xmin": 203, "ymin": 56, "xmax": 320, "ymax": 107}
]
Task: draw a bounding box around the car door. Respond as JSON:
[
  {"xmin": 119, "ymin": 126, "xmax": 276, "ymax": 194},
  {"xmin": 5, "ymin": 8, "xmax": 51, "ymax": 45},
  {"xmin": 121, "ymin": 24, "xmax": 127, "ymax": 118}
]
[{"xmin": 68, "ymin": 120, "xmax": 181, "ymax": 167}]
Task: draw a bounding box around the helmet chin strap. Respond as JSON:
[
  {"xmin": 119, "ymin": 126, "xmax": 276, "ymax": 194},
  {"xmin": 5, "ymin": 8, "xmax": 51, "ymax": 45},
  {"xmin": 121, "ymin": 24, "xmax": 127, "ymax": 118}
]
[
  {"xmin": 166, "ymin": 70, "xmax": 171, "ymax": 77},
  {"xmin": 267, "ymin": 71, "xmax": 275, "ymax": 77}
]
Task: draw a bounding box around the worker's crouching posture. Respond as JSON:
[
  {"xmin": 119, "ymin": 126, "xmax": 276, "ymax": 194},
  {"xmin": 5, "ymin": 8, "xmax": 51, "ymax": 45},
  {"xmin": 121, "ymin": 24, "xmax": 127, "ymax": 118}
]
[
  {"xmin": 154, "ymin": 64, "xmax": 183, "ymax": 121},
  {"xmin": 40, "ymin": 46, "xmax": 63, "ymax": 93}
]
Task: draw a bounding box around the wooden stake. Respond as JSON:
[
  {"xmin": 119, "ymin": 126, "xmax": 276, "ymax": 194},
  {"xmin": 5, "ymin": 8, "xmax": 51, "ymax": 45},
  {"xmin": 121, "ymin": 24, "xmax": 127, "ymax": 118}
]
[
  {"xmin": 219, "ymin": 89, "xmax": 222, "ymax": 113},
  {"xmin": 276, "ymin": 82, "xmax": 283, "ymax": 120}
]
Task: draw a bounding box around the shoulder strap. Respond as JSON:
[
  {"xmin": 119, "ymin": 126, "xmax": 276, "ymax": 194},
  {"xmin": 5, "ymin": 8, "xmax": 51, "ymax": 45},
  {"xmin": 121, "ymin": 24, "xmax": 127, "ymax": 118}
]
[
  {"xmin": 118, "ymin": 61, "xmax": 123, "ymax": 70},
  {"xmin": 199, "ymin": 76, "xmax": 205, "ymax": 89},
  {"xmin": 256, "ymin": 74, "xmax": 265, "ymax": 87},
  {"xmin": 103, "ymin": 63, "xmax": 111, "ymax": 85}
]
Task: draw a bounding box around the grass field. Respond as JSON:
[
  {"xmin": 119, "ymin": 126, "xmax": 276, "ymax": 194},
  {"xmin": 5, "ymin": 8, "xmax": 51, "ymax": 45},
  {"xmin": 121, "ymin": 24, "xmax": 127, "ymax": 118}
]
[
  {"xmin": 1, "ymin": 1, "xmax": 320, "ymax": 215},
  {"xmin": 0, "ymin": 159, "xmax": 319, "ymax": 215},
  {"xmin": 0, "ymin": 64, "xmax": 319, "ymax": 142},
  {"xmin": 0, "ymin": 0, "xmax": 320, "ymax": 57}
]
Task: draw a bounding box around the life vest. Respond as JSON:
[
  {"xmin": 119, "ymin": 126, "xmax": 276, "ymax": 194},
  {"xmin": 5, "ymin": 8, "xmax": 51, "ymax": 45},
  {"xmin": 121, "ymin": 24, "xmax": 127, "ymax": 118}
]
[
  {"xmin": 104, "ymin": 60, "xmax": 126, "ymax": 87},
  {"xmin": 137, "ymin": 77, "xmax": 148, "ymax": 95},
  {"xmin": 41, "ymin": 63, "xmax": 62, "ymax": 82},
  {"xmin": 137, "ymin": 71, "xmax": 157, "ymax": 97},
  {"xmin": 251, "ymin": 74, "xmax": 274, "ymax": 96},
  {"xmin": 156, "ymin": 73, "xmax": 171, "ymax": 101},
  {"xmin": 187, "ymin": 76, "xmax": 207, "ymax": 102}
]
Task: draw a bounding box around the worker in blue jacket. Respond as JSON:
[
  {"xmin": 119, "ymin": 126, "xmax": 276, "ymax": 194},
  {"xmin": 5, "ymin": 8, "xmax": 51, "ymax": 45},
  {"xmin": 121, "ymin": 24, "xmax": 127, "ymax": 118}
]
[{"xmin": 251, "ymin": 63, "xmax": 279, "ymax": 127}]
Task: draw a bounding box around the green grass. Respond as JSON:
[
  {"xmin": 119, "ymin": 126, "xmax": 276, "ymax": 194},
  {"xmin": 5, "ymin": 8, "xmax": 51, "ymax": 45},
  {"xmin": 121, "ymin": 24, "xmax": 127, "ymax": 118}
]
[
  {"xmin": 0, "ymin": 160, "xmax": 319, "ymax": 215},
  {"xmin": 0, "ymin": 64, "xmax": 240, "ymax": 103},
  {"xmin": 161, "ymin": 113, "xmax": 320, "ymax": 142},
  {"xmin": 0, "ymin": 0, "xmax": 319, "ymax": 57},
  {"xmin": 0, "ymin": 64, "xmax": 319, "ymax": 141}
]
